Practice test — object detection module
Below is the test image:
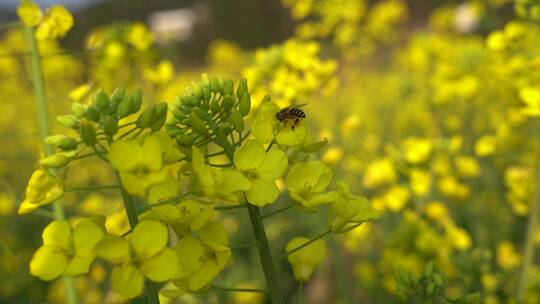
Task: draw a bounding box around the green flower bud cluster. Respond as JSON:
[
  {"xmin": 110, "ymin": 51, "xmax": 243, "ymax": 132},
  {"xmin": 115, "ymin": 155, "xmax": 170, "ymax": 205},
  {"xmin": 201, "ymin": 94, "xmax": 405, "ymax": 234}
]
[
  {"xmin": 515, "ymin": 0, "xmax": 540, "ymax": 20},
  {"xmin": 41, "ymin": 87, "xmax": 166, "ymax": 169},
  {"xmin": 167, "ymin": 74, "xmax": 251, "ymax": 153},
  {"xmin": 395, "ymin": 261, "xmax": 480, "ymax": 304}
]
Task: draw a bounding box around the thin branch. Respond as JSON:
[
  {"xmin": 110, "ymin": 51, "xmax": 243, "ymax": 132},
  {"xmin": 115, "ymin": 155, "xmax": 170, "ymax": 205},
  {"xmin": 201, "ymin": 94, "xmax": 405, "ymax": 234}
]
[
  {"xmin": 215, "ymin": 204, "xmax": 246, "ymax": 211},
  {"xmin": 230, "ymin": 242, "xmax": 259, "ymax": 250},
  {"xmin": 137, "ymin": 192, "xmax": 192, "ymax": 213},
  {"xmin": 260, "ymin": 203, "xmax": 294, "ymax": 220},
  {"xmin": 279, "ymin": 229, "xmax": 332, "ymax": 259},
  {"xmin": 65, "ymin": 185, "xmax": 119, "ymax": 192},
  {"xmin": 211, "ymin": 285, "xmax": 267, "ymax": 294}
]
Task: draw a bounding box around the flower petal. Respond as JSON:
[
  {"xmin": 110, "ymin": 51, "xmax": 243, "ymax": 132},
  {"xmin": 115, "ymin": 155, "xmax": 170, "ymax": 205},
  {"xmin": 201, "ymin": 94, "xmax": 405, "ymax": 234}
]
[
  {"xmin": 142, "ymin": 135, "xmax": 163, "ymax": 171},
  {"xmin": 234, "ymin": 140, "xmax": 266, "ymax": 171},
  {"xmin": 257, "ymin": 147, "xmax": 288, "ymax": 180},
  {"xmin": 247, "ymin": 179, "xmax": 280, "ymax": 206},
  {"xmin": 176, "ymin": 236, "xmax": 204, "ymax": 275},
  {"xmin": 73, "ymin": 219, "xmax": 104, "ymax": 257},
  {"xmin": 108, "ymin": 140, "xmax": 143, "ymax": 171},
  {"xmin": 141, "ymin": 247, "xmax": 179, "ymax": 282},
  {"xmin": 131, "ymin": 220, "xmax": 168, "ymax": 259},
  {"xmin": 42, "ymin": 220, "xmax": 72, "ymax": 251},
  {"xmin": 199, "ymin": 222, "xmax": 228, "ymax": 250},
  {"xmin": 64, "ymin": 254, "xmax": 94, "ymax": 276},
  {"xmin": 95, "ymin": 234, "xmax": 130, "ymax": 264},
  {"xmin": 111, "ymin": 264, "xmax": 145, "ymax": 299},
  {"xmin": 188, "ymin": 260, "xmax": 220, "ymax": 291},
  {"xmin": 30, "ymin": 245, "xmax": 69, "ymax": 281}
]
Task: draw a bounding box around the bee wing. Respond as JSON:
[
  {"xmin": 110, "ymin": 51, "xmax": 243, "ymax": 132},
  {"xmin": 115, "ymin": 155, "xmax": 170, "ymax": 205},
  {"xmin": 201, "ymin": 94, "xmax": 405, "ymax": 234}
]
[{"xmin": 294, "ymin": 103, "xmax": 307, "ymax": 108}]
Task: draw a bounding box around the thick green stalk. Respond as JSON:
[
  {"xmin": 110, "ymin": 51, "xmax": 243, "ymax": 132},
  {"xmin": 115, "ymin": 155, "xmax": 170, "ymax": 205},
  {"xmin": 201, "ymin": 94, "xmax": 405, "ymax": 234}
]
[
  {"xmin": 115, "ymin": 173, "xmax": 161, "ymax": 304},
  {"xmin": 215, "ymin": 132, "xmax": 283, "ymax": 303},
  {"xmin": 517, "ymin": 146, "xmax": 540, "ymax": 303},
  {"xmin": 23, "ymin": 25, "xmax": 78, "ymax": 304}
]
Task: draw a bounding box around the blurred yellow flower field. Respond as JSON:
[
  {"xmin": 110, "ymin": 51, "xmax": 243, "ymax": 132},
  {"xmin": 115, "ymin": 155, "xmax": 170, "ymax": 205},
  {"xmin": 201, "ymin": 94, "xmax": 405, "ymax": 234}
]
[{"xmin": 1, "ymin": 0, "xmax": 540, "ymax": 303}]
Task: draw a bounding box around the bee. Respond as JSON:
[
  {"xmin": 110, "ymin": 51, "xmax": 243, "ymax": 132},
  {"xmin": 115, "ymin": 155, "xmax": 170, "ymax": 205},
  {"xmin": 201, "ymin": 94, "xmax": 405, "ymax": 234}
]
[{"xmin": 276, "ymin": 104, "xmax": 307, "ymax": 130}]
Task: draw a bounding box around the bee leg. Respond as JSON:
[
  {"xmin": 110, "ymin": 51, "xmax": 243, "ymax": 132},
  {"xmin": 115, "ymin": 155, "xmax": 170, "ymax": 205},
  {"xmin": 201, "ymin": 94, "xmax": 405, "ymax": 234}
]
[{"xmin": 292, "ymin": 118, "xmax": 299, "ymax": 131}]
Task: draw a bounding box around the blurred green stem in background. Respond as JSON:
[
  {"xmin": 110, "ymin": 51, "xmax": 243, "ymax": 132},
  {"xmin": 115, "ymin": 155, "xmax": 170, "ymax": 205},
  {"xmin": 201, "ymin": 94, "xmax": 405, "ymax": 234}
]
[
  {"xmin": 23, "ymin": 25, "xmax": 79, "ymax": 304},
  {"xmin": 517, "ymin": 135, "xmax": 540, "ymax": 303}
]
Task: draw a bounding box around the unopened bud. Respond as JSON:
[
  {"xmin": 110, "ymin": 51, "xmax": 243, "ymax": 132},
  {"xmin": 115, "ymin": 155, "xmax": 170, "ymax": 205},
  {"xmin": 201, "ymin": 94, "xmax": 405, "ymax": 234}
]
[
  {"xmin": 57, "ymin": 115, "xmax": 78, "ymax": 128},
  {"xmin": 239, "ymin": 93, "xmax": 251, "ymax": 116},
  {"xmin": 237, "ymin": 78, "xmax": 248, "ymax": 99},
  {"xmin": 230, "ymin": 109, "xmax": 244, "ymax": 132},
  {"xmin": 71, "ymin": 102, "xmax": 87, "ymax": 117},
  {"xmin": 93, "ymin": 90, "xmax": 109, "ymax": 111},
  {"xmin": 45, "ymin": 135, "xmax": 78, "ymax": 150},
  {"xmin": 223, "ymin": 79, "xmax": 234, "ymax": 96}
]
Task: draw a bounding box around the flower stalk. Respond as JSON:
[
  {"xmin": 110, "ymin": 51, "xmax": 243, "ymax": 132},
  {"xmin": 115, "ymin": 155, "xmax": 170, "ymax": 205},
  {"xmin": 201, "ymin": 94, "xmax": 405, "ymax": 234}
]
[
  {"xmin": 23, "ymin": 24, "xmax": 79, "ymax": 304},
  {"xmin": 517, "ymin": 141, "xmax": 540, "ymax": 303}
]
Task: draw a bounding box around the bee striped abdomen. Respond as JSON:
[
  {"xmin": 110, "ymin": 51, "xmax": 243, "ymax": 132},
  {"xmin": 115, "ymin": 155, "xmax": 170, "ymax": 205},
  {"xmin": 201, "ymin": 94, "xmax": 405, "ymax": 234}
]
[{"xmin": 290, "ymin": 108, "xmax": 306, "ymax": 118}]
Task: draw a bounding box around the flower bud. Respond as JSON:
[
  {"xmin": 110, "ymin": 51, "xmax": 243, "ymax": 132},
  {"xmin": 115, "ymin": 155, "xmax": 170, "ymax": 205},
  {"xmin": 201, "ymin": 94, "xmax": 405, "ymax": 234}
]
[
  {"xmin": 202, "ymin": 86, "xmax": 211, "ymax": 100},
  {"xmin": 223, "ymin": 79, "xmax": 234, "ymax": 96},
  {"xmin": 190, "ymin": 112, "xmax": 208, "ymax": 135},
  {"xmin": 210, "ymin": 77, "xmax": 221, "ymax": 94},
  {"xmin": 176, "ymin": 134, "xmax": 195, "ymax": 147},
  {"xmin": 80, "ymin": 122, "xmax": 96, "ymax": 146},
  {"xmin": 136, "ymin": 103, "xmax": 168, "ymax": 131},
  {"xmin": 103, "ymin": 116, "xmax": 119, "ymax": 136},
  {"xmin": 191, "ymin": 83, "xmax": 203, "ymax": 99},
  {"xmin": 71, "ymin": 102, "xmax": 87, "ymax": 117},
  {"xmin": 223, "ymin": 96, "xmax": 236, "ymax": 111},
  {"xmin": 191, "ymin": 107, "xmax": 206, "ymax": 119},
  {"xmin": 45, "ymin": 135, "xmax": 78, "ymax": 150},
  {"xmin": 130, "ymin": 88, "xmax": 143, "ymax": 113},
  {"xmin": 210, "ymin": 99, "xmax": 220, "ymax": 114},
  {"xmin": 167, "ymin": 126, "xmax": 183, "ymax": 136},
  {"xmin": 85, "ymin": 105, "xmax": 101, "ymax": 122},
  {"xmin": 201, "ymin": 73, "xmax": 210, "ymax": 88},
  {"xmin": 151, "ymin": 103, "xmax": 168, "ymax": 131},
  {"xmin": 116, "ymin": 98, "xmax": 132, "ymax": 118},
  {"xmin": 40, "ymin": 151, "xmax": 76, "ymax": 168},
  {"xmin": 111, "ymin": 87, "xmax": 126, "ymax": 103},
  {"xmin": 93, "ymin": 90, "xmax": 109, "ymax": 111},
  {"xmin": 239, "ymin": 93, "xmax": 251, "ymax": 116},
  {"xmin": 237, "ymin": 78, "xmax": 248, "ymax": 99},
  {"xmin": 229, "ymin": 109, "xmax": 244, "ymax": 132},
  {"xmin": 136, "ymin": 105, "xmax": 155, "ymax": 129},
  {"xmin": 57, "ymin": 114, "xmax": 78, "ymax": 128}
]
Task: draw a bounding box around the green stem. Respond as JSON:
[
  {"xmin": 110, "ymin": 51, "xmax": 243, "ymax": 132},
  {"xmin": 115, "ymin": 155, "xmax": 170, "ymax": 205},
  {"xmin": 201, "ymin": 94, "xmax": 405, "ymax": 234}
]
[
  {"xmin": 114, "ymin": 172, "xmax": 160, "ymax": 304},
  {"xmin": 297, "ymin": 281, "xmax": 304, "ymax": 304},
  {"xmin": 280, "ymin": 229, "xmax": 332, "ymax": 259},
  {"xmin": 517, "ymin": 145, "xmax": 540, "ymax": 302},
  {"xmin": 215, "ymin": 204, "xmax": 246, "ymax": 211},
  {"xmin": 245, "ymin": 204, "xmax": 283, "ymax": 303},
  {"xmin": 65, "ymin": 185, "xmax": 119, "ymax": 192},
  {"xmin": 211, "ymin": 126, "xmax": 283, "ymax": 303},
  {"xmin": 23, "ymin": 25, "xmax": 78, "ymax": 304},
  {"xmin": 261, "ymin": 203, "xmax": 294, "ymax": 219},
  {"xmin": 212, "ymin": 285, "xmax": 267, "ymax": 293}
]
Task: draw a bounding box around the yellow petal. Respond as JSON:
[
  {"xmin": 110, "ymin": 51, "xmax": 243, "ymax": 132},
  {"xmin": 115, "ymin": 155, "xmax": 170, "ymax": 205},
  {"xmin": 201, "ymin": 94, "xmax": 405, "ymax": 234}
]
[
  {"xmin": 17, "ymin": 0, "xmax": 42, "ymax": 26},
  {"xmin": 30, "ymin": 245, "xmax": 69, "ymax": 281},
  {"xmin": 95, "ymin": 234, "xmax": 130, "ymax": 264},
  {"xmin": 234, "ymin": 140, "xmax": 266, "ymax": 171},
  {"xmin": 131, "ymin": 220, "xmax": 168, "ymax": 259},
  {"xmin": 42, "ymin": 221, "xmax": 72, "ymax": 252},
  {"xmin": 141, "ymin": 247, "xmax": 179, "ymax": 282},
  {"xmin": 73, "ymin": 219, "xmax": 104, "ymax": 257},
  {"xmin": 111, "ymin": 264, "xmax": 145, "ymax": 299},
  {"xmin": 64, "ymin": 254, "xmax": 93, "ymax": 276},
  {"xmin": 246, "ymin": 179, "xmax": 279, "ymax": 206},
  {"xmin": 108, "ymin": 140, "xmax": 143, "ymax": 171}
]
